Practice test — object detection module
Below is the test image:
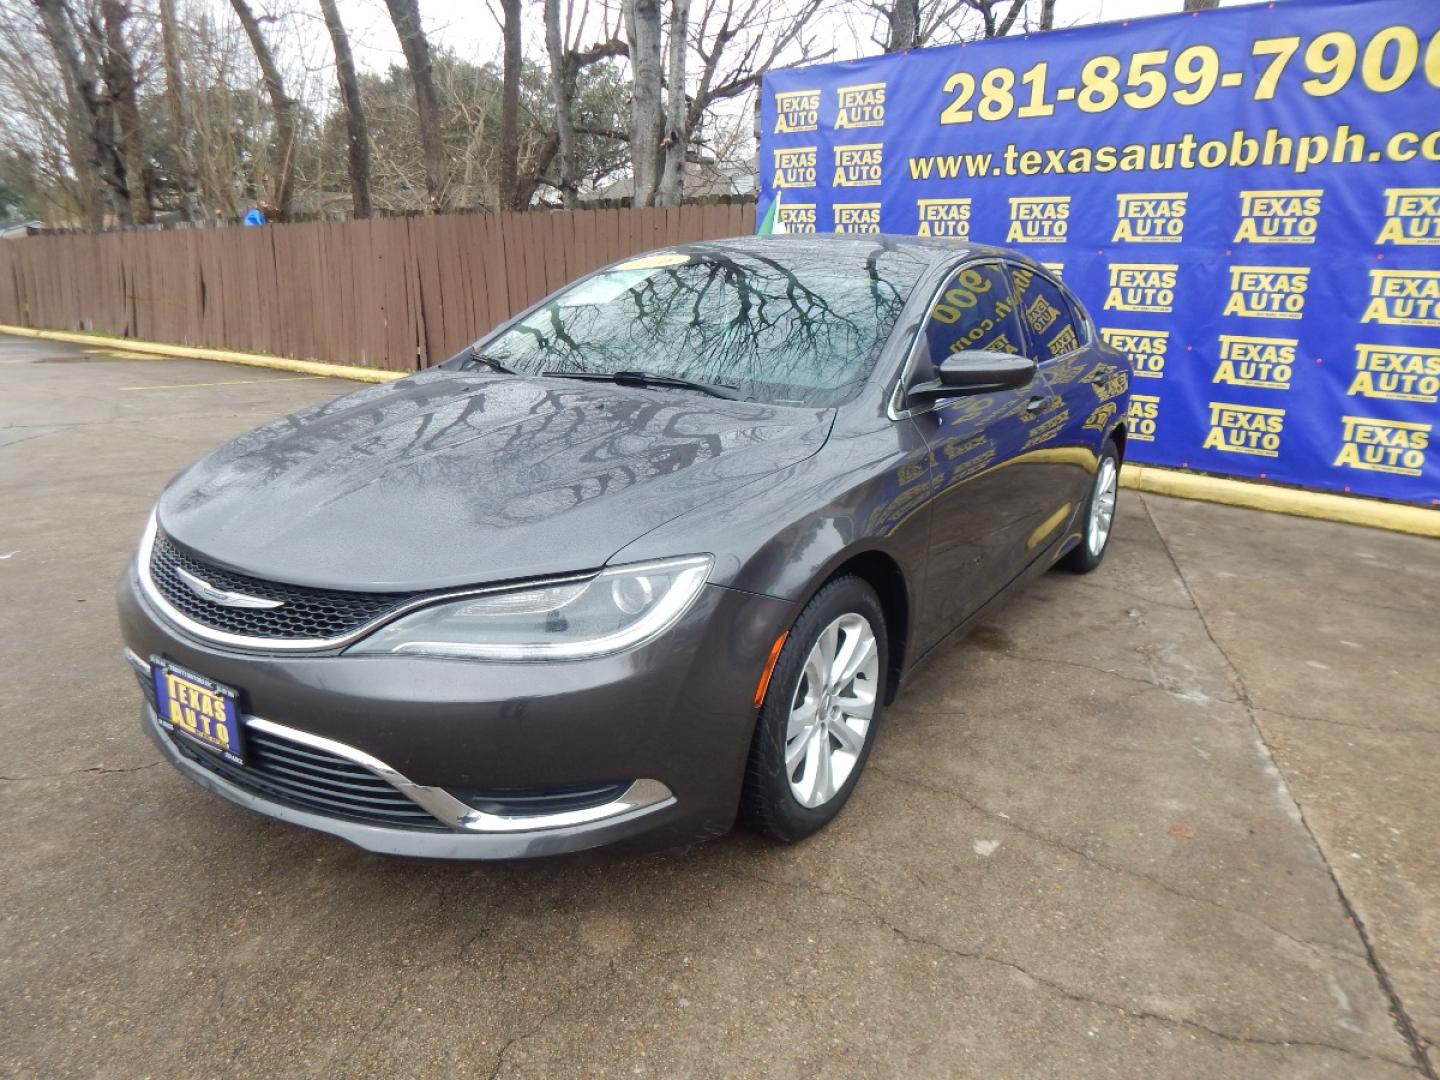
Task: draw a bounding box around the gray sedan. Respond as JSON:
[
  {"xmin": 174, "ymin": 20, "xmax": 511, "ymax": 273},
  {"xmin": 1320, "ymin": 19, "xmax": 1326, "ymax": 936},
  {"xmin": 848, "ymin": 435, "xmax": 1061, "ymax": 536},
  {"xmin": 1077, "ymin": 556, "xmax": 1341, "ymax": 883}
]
[{"xmin": 118, "ymin": 234, "xmax": 1130, "ymax": 858}]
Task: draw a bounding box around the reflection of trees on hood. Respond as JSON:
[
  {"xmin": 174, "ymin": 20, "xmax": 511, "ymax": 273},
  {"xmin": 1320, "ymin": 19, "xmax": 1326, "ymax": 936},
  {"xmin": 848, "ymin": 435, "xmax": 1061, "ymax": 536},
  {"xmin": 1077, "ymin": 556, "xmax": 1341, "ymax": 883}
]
[
  {"xmin": 167, "ymin": 368, "xmax": 823, "ymax": 546},
  {"xmin": 487, "ymin": 241, "xmax": 930, "ymax": 406}
]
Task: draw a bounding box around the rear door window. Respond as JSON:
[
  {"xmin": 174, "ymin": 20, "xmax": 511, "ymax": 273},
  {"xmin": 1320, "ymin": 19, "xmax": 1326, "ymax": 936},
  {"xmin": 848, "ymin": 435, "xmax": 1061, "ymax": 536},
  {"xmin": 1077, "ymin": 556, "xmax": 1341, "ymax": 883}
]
[{"xmin": 1010, "ymin": 266, "xmax": 1083, "ymax": 361}]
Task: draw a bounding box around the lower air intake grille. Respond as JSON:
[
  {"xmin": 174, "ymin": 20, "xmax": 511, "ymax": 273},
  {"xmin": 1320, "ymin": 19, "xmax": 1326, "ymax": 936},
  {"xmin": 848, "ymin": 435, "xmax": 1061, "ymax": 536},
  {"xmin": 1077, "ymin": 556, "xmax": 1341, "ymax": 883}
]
[
  {"xmin": 452, "ymin": 783, "xmax": 632, "ymax": 817},
  {"xmin": 164, "ymin": 722, "xmax": 450, "ymax": 831}
]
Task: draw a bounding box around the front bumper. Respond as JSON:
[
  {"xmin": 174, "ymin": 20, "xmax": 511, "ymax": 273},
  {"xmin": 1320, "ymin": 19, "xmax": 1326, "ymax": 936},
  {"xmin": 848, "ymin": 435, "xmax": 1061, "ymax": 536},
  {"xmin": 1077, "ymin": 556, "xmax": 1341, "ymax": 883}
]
[
  {"xmin": 139, "ymin": 694, "xmax": 679, "ymax": 859},
  {"xmin": 119, "ymin": 561, "xmax": 796, "ymax": 859}
]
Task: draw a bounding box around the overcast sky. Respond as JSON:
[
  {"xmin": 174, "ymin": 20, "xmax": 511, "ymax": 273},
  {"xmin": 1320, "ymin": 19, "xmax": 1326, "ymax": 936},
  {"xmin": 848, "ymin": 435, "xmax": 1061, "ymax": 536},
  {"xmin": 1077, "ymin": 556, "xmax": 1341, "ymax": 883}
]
[{"xmin": 326, "ymin": 0, "xmax": 1255, "ymax": 78}]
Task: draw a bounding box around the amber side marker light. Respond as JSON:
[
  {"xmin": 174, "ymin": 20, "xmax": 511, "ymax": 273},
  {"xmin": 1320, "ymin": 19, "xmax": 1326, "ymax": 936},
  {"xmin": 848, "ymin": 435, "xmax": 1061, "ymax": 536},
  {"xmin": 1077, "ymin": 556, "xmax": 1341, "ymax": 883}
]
[{"xmin": 752, "ymin": 631, "xmax": 790, "ymax": 708}]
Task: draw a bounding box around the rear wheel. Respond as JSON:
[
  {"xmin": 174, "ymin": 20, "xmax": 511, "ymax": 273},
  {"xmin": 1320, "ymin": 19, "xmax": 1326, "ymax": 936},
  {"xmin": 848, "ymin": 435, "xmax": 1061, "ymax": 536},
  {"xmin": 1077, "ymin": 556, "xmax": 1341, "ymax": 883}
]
[
  {"xmin": 1059, "ymin": 438, "xmax": 1120, "ymax": 574},
  {"xmin": 741, "ymin": 576, "xmax": 887, "ymax": 842}
]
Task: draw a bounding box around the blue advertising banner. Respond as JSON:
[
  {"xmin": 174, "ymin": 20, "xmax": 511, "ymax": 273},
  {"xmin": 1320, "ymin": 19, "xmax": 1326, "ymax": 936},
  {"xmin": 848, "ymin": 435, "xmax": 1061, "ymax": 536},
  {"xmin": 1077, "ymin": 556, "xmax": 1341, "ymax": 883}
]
[{"xmin": 758, "ymin": 0, "xmax": 1440, "ymax": 506}]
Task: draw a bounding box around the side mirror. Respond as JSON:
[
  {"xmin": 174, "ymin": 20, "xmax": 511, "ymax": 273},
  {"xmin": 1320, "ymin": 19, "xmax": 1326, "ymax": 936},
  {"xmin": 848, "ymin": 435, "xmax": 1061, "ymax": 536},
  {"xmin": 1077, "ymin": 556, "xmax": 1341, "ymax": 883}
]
[{"xmin": 910, "ymin": 350, "xmax": 1037, "ymax": 398}]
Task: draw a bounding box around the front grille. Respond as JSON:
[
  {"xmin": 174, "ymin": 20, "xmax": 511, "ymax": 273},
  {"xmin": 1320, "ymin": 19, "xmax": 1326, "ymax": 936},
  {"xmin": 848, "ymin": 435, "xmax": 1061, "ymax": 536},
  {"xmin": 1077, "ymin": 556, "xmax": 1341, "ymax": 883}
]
[
  {"xmin": 164, "ymin": 722, "xmax": 450, "ymax": 831},
  {"xmin": 149, "ymin": 531, "xmax": 417, "ymax": 641}
]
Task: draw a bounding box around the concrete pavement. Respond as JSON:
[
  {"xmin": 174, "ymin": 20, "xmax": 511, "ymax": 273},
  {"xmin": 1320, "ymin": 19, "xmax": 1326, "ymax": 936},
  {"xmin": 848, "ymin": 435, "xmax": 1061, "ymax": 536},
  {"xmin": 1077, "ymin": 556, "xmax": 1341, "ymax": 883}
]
[{"xmin": 1, "ymin": 333, "xmax": 1434, "ymax": 1078}]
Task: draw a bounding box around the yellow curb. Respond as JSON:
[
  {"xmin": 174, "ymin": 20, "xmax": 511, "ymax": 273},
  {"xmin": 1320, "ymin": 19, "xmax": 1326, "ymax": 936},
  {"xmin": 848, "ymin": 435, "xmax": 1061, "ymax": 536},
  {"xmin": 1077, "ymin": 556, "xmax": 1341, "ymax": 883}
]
[
  {"xmin": 0, "ymin": 325, "xmax": 404, "ymax": 383},
  {"xmin": 120, "ymin": 376, "xmax": 330, "ymax": 390},
  {"xmin": 1121, "ymin": 463, "xmax": 1440, "ymax": 539}
]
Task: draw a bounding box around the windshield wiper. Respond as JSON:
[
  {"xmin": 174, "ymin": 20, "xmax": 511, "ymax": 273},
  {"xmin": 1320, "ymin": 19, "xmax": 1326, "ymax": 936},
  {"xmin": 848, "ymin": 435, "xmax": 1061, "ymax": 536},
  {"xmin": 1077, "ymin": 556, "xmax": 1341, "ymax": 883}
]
[
  {"xmin": 463, "ymin": 345, "xmax": 514, "ymax": 374},
  {"xmin": 541, "ymin": 369, "xmax": 740, "ymax": 401}
]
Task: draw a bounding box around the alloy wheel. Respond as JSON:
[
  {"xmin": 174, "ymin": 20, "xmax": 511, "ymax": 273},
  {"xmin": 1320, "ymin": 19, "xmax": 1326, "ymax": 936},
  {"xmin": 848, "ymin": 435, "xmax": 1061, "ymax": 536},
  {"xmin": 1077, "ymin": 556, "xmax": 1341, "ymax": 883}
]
[
  {"xmin": 1088, "ymin": 456, "xmax": 1118, "ymax": 556},
  {"xmin": 784, "ymin": 613, "xmax": 879, "ymax": 808}
]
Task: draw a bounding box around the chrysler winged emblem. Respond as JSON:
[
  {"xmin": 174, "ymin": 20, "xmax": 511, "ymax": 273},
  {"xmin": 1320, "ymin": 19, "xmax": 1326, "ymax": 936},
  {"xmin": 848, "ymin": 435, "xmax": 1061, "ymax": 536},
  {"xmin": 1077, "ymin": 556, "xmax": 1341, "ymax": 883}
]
[{"xmin": 175, "ymin": 566, "xmax": 285, "ymax": 609}]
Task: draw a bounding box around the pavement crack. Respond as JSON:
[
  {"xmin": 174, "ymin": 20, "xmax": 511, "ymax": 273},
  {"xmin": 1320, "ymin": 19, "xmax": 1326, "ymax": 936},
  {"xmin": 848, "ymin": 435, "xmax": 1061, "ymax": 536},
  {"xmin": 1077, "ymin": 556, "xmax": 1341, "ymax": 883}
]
[
  {"xmin": 866, "ymin": 763, "xmax": 1359, "ymax": 964},
  {"xmin": 882, "ymin": 922, "xmax": 1415, "ymax": 1070},
  {"xmin": 487, "ymin": 957, "xmax": 618, "ymax": 1079},
  {"xmin": 1141, "ymin": 493, "xmax": 1438, "ymax": 1079},
  {"xmin": 0, "ymin": 761, "xmax": 162, "ymax": 782},
  {"xmin": 1326, "ymin": 594, "xmax": 1433, "ymax": 621},
  {"xmin": 922, "ymin": 630, "xmax": 1239, "ymax": 704},
  {"xmin": 1002, "ymin": 649, "xmax": 1240, "ymax": 704},
  {"xmin": 729, "ymin": 865, "xmax": 1413, "ymax": 1072},
  {"xmin": 1064, "ymin": 577, "xmax": 1196, "ymax": 612},
  {"xmin": 726, "ymin": 865, "xmax": 1411, "ymax": 1071},
  {"xmin": 328, "ymin": 921, "xmax": 492, "ymax": 1075},
  {"xmin": 333, "ymin": 984, "xmax": 406, "ymax": 1074},
  {"xmin": 1252, "ymin": 704, "xmax": 1439, "ymax": 740}
]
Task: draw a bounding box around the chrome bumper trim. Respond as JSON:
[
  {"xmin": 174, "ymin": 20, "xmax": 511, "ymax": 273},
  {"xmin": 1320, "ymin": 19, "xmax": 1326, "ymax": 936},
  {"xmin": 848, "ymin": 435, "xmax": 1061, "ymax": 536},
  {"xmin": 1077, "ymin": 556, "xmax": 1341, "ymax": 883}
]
[{"xmin": 131, "ymin": 651, "xmax": 676, "ymax": 854}]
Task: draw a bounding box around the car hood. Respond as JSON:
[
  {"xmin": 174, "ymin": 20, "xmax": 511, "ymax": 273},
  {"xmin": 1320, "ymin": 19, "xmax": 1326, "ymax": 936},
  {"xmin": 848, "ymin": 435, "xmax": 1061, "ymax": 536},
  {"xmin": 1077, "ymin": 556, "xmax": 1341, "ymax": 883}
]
[{"xmin": 157, "ymin": 370, "xmax": 834, "ymax": 590}]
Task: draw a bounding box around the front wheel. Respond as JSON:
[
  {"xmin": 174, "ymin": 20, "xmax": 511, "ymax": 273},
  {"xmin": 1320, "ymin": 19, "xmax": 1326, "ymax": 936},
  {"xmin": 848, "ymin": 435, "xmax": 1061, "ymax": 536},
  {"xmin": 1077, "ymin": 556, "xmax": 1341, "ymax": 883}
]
[
  {"xmin": 1059, "ymin": 438, "xmax": 1120, "ymax": 574},
  {"xmin": 740, "ymin": 576, "xmax": 887, "ymax": 842}
]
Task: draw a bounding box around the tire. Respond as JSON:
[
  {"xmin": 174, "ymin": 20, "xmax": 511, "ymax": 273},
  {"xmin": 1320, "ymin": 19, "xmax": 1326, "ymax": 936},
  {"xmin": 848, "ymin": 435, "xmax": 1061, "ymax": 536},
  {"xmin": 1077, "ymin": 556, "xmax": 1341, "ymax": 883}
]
[
  {"xmin": 1059, "ymin": 437, "xmax": 1120, "ymax": 574},
  {"xmin": 740, "ymin": 576, "xmax": 888, "ymax": 842}
]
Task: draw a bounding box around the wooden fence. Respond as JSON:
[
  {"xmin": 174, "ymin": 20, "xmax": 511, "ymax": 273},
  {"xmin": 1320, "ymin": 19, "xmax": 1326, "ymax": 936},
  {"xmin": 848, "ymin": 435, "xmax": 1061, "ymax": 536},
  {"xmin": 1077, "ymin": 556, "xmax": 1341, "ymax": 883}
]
[{"xmin": 0, "ymin": 203, "xmax": 757, "ymax": 373}]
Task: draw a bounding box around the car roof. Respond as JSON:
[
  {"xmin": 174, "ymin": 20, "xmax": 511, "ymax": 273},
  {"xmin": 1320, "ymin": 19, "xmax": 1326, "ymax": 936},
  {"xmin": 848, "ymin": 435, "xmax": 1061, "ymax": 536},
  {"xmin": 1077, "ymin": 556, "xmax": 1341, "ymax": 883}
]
[{"xmin": 667, "ymin": 233, "xmax": 1014, "ymax": 272}]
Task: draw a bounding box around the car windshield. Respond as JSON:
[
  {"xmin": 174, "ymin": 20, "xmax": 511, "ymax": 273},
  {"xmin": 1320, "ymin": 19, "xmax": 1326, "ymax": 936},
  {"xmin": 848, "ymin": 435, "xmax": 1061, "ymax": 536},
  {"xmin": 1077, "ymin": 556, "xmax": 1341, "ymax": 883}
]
[{"xmin": 475, "ymin": 243, "xmax": 928, "ymax": 406}]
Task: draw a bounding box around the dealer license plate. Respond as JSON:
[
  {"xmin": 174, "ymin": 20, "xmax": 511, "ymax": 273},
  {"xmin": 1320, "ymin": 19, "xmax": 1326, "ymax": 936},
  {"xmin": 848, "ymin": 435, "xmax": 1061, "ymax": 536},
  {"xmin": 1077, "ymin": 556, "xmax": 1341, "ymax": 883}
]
[{"xmin": 151, "ymin": 658, "xmax": 246, "ymax": 766}]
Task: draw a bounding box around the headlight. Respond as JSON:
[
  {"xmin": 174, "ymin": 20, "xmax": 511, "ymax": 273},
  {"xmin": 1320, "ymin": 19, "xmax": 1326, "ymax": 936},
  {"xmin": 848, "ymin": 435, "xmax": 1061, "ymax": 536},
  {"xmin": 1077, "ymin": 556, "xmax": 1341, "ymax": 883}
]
[{"xmin": 346, "ymin": 555, "xmax": 713, "ymax": 661}]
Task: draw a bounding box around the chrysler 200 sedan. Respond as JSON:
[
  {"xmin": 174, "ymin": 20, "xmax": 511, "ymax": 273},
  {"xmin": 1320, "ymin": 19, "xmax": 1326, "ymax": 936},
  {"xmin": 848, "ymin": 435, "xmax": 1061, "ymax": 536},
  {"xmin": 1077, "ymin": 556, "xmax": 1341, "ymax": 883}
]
[{"xmin": 118, "ymin": 235, "xmax": 1131, "ymax": 859}]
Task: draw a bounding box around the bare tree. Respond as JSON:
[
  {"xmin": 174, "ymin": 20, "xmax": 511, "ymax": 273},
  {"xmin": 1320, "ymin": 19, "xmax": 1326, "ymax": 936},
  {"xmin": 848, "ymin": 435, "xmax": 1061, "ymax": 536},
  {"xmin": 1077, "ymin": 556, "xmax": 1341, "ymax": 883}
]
[
  {"xmin": 629, "ymin": 0, "xmax": 834, "ymax": 205},
  {"xmin": 497, "ymin": 0, "xmax": 521, "ymax": 208},
  {"xmin": 228, "ymin": 0, "xmax": 296, "ymax": 219},
  {"xmin": 157, "ymin": 0, "xmax": 202, "ymax": 220},
  {"xmin": 624, "ymin": 0, "xmax": 663, "ymax": 206},
  {"xmin": 99, "ymin": 0, "xmax": 150, "ymax": 223},
  {"xmin": 317, "ymin": 0, "xmax": 370, "ymax": 217},
  {"xmin": 1039, "ymin": 0, "xmax": 1053, "ymax": 30},
  {"xmin": 542, "ymin": 0, "xmax": 574, "ymax": 208},
  {"xmin": 32, "ymin": 0, "xmax": 125, "ymax": 224},
  {"xmin": 653, "ymin": 0, "xmax": 688, "ymax": 206},
  {"xmin": 883, "ymin": 0, "xmax": 918, "ymax": 50},
  {"xmin": 6, "ymin": 0, "xmax": 865, "ymax": 226},
  {"xmin": 542, "ymin": 0, "xmax": 627, "ymax": 208},
  {"xmin": 968, "ymin": 0, "xmax": 1026, "ymax": 37},
  {"xmin": 26, "ymin": 1, "xmax": 96, "ymax": 225},
  {"xmin": 0, "ymin": 9, "xmax": 92, "ymax": 222},
  {"xmin": 383, "ymin": 0, "xmax": 448, "ymax": 211},
  {"xmin": 679, "ymin": 0, "xmax": 831, "ymax": 167},
  {"xmin": 185, "ymin": 9, "xmax": 265, "ymax": 220},
  {"xmin": 868, "ymin": 0, "xmax": 1027, "ymax": 50},
  {"xmin": 1183, "ymin": 0, "xmax": 1217, "ymax": 9}
]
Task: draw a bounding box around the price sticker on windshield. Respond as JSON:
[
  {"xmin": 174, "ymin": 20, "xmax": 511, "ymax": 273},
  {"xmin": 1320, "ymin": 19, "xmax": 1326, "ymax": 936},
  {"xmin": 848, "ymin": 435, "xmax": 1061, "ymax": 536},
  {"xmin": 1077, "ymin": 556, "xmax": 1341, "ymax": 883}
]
[{"xmin": 614, "ymin": 253, "xmax": 691, "ymax": 270}]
